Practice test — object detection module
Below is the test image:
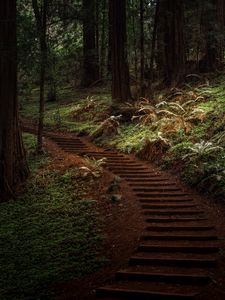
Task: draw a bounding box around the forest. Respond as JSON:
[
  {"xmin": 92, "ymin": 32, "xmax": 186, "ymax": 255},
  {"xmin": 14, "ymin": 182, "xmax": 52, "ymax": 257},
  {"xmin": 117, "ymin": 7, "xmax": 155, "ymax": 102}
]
[{"xmin": 0, "ymin": 0, "xmax": 225, "ymax": 299}]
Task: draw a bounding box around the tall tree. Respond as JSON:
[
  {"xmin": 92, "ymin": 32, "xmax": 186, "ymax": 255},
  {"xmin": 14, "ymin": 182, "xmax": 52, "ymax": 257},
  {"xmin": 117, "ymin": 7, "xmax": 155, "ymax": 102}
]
[
  {"xmin": 109, "ymin": 0, "xmax": 131, "ymax": 102},
  {"xmin": 32, "ymin": 0, "xmax": 48, "ymax": 153},
  {"xmin": 140, "ymin": 0, "xmax": 145, "ymax": 96},
  {"xmin": 160, "ymin": 0, "xmax": 185, "ymax": 85},
  {"xmin": 217, "ymin": 0, "xmax": 225, "ymax": 69},
  {"xmin": 100, "ymin": 0, "xmax": 107, "ymax": 78},
  {"xmin": 0, "ymin": 0, "xmax": 29, "ymax": 200},
  {"xmin": 199, "ymin": 0, "xmax": 224, "ymax": 72},
  {"xmin": 149, "ymin": 0, "xmax": 160, "ymax": 87},
  {"xmin": 80, "ymin": 0, "xmax": 99, "ymax": 87}
]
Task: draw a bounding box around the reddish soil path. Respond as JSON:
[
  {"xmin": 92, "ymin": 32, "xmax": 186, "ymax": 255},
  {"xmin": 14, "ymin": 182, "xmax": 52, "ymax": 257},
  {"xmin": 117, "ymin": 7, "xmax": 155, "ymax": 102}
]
[{"xmin": 23, "ymin": 126, "xmax": 225, "ymax": 299}]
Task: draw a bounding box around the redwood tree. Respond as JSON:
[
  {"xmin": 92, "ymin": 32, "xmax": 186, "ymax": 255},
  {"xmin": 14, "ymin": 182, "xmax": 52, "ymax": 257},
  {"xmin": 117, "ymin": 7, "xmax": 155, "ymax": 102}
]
[
  {"xmin": 217, "ymin": 0, "xmax": 225, "ymax": 69},
  {"xmin": 80, "ymin": 0, "xmax": 99, "ymax": 87},
  {"xmin": 109, "ymin": 0, "xmax": 131, "ymax": 102},
  {"xmin": 202, "ymin": 0, "xmax": 225, "ymax": 71},
  {"xmin": 32, "ymin": 0, "xmax": 47, "ymax": 153},
  {"xmin": 140, "ymin": 0, "xmax": 145, "ymax": 96},
  {"xmin": 160, "ymin": 0, "xmax": 185, "ymax": 86},
  {"xmin": 0, "ymin": 0, "xmax": 29, "ymax": 200}
]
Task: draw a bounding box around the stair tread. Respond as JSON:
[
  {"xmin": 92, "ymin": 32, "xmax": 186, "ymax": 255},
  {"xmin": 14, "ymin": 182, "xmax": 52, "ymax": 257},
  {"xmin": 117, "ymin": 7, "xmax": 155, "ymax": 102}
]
[
  {"xmin": 145, "ymin": 225, "xmax": 215, "ymax": 231},
  {"xmin": 116, "ymin": 270, "xmax": 210, "ymax": 284},
  {"xmin": 97, "ymin": 281, "xmax": 200, "ymax": 298},
  {"xmin": 145, "ymin": 217, "xmax": 207, "ymax": 221},
  {"xmin": 131, "ymin": 251, "xmax": 217, "ymax": 259}
]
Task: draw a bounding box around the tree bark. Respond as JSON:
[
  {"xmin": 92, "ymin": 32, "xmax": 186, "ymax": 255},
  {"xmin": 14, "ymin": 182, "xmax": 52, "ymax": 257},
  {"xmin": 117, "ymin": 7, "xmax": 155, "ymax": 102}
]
[
  {"xmin": 160, "ymin": 0, "xmax": 185, "ymax": 86},
  {"xmin": 149, "ymin": 0, "xmax": 160, "ymax": 87},
  {"xmin": 140, "ymin": 0, "xmax": 145, "ymax": 96},
  {"xmin": 107, "ymin": 0, "xmax": 112, "ymax": 77},
  {"xmin": 0, "ymin": 0, "xmax": 29, "ymax": 200},
  {"xmin": 217, "ymin": 0, "xmax": 225, "ymax": 69},
  {"xmin": 109, "ymin": 0, "xmax": 131, "ymax": 102},
  {"xmin": 100, "ymin": 0, "xmax": 107, "ymax": 78},
  {"xmin": 80, "ymin": 0, "xmax": 99, "ymax": 87},
  {"xmin": 32, "ymin": 0, "xmax": 47, "ymax": 153},
  {"xmin": 199, "ymin": 0, "xmax": 224, "ymax": 72}
]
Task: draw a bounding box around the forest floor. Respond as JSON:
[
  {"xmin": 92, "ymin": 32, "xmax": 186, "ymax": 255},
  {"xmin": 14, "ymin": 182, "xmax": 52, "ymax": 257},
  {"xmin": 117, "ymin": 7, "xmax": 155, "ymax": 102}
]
[
  {"xmin": 21, "ymin": 73, "xmax": 225, "ymax": 200},
  {"xmin": 8, "ymin": 73, "xmax": 224, "ymax": 299},
  {"xmin": 0, "ymin": 132, "xmax": 144, "ymax": 300},
  {"xmin": 18, "ymin": 129, "xmax": 225, "ymax": 300}
]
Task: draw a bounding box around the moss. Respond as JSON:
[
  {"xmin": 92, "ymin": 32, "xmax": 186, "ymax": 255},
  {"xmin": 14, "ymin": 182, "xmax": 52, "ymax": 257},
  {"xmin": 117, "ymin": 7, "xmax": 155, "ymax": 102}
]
[
  {"xmin": 0, "ymin": 168, "xmax": 105, "ymax": 300},
  {"xmin": 107, "ymin": 124, "xmax": 156, "ymax": 153}
]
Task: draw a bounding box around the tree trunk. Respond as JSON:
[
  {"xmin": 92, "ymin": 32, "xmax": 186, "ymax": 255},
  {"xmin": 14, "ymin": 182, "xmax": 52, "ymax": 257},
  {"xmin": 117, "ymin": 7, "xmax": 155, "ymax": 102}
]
[
  {"xmin": 149, "ymin": 0, "xmax": 160, "ymax": 87},
  {"xmin": 160, "ymin": 0, "xmax": 185, "ymax": 86},
  {"xmin": 107, "ymin": 0, "xmax": 112, "ymax": 77},
  {"xmin": 132, "ymin": 8, "xmax": 138, "ymax": 81},
  {"xmin": 199, "ymin": 0, "xmax": 224, "ymax": 72},
  {"xmin": 95, "ymin": 0, "xmax": 99, "ymax": 66},
  {"xmin": 140, "ymin": 0, "xmax": 145, "ymax": 96},
  {"xmin": 32, "ymin": 0, "xmax": 47, "ymax": 153},
  {"xmin": 109, "ymin": 0, "xmax": 131, "ymax": 102},
  {"xmin": 217, "ymin": 0, "xmax": 225, "ymax": 69},
  {"xmin": 81, "ymin": 0, "xmax": 99, "ymax": 87},
  {"xmin": 100, "ymin": 0, "xmax": 107, "ymax": 78},
  {"xmin": 0, "ymin": 0, "xmax": 29, "ymax": 201}
]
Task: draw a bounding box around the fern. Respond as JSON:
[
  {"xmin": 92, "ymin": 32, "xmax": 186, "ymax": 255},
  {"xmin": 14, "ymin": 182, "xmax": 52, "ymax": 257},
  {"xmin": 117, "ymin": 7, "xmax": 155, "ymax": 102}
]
[
  {"xmin": 183, "ymin": 141, "xmax": 223, "ymax": 161},
  {"xmin": 79, "ymin": 157, "xmax": 106, "ymax": 178}
]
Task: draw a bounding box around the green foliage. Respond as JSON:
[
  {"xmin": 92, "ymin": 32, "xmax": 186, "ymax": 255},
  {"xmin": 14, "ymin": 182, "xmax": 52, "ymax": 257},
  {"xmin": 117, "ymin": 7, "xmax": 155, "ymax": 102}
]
[
  {"xmin": 20, "ymin": 88, "xmax": 111, "ymax": 134},
  {"xmin": 79, "ymin": 157, "xmax": 106, "ymax": 178},
  {"xmin": 92, "ymin": 115, "xmax": 122, "ymax": 139},
  {"xmin": 107, "ymin": 176, "xmax": 121, "ymax": 194},
  {"xmin": 0, "ymin": 169, "xmax": 104, "ymax": 300},
  {"xmin": 183, "ymin": 141, "xmax": 223, "ymax": 161},
  {"xmin": 22, "ymin": 133, "xmax": 49, "ymax": 172},
  {"xmin": 21, "ymin": 73, "xmax": 225, "ymax": 199},
  {"xmin": 108, "ymin": 124, "xmax": 154, "ymax": 153}
]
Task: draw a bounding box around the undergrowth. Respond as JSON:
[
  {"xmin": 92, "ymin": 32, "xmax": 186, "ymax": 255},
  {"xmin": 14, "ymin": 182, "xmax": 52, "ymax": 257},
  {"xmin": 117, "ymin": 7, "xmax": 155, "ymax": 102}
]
[
  {"xmin": 20, "ymin": 76, "xmax": 225, "ymax": 198},
  {"xmin": 0, "ymin": 134, "xmax": 105, "ymax": 300},
  {"xmin": 22, "ymin": 133, "xmax": 49, "ymax": 172}
]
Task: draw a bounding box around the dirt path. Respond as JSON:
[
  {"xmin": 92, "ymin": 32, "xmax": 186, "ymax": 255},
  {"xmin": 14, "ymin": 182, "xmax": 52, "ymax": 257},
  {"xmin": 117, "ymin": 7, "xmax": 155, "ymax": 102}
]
[{"xmin": 23, "ymin": 126, "xmax": 225, "ymax": 299}]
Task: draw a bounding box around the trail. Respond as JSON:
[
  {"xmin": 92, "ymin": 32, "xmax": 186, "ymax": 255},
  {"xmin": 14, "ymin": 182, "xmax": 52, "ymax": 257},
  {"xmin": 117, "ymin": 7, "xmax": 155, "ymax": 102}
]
[{"xmin": 23, "ymin": 125, "xmax": 225, "ymax": 299}]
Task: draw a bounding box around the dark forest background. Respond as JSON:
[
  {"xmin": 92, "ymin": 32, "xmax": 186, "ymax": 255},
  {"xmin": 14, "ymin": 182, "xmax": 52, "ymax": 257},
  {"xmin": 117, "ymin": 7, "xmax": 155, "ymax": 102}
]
[{"xmin": 0, "ymin": 1, "xmax": 225, "ymax": 300}]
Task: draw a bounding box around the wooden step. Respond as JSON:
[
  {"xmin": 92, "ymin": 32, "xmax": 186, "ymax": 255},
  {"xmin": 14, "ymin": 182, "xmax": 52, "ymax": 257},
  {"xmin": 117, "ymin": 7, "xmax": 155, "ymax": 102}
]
[
  {"xmin": 133, "ymin": 187, "xmax": 181, "ymax": 192},
  {"xmin": 141, "ymin": 233, "xmax": 218, "ymax": 241},
  {"xmin": 97, "ymin": 284, "xmax": 199, "ymax": 299},
  {"xmin": 140, "ymin": 199, "xmax": 194, "ymax": 204},
  {"xmin": 145, "ymin": 217, "xmax": 207, "ymax": 223},
  {"xmin": 106, "ymin": 162, "xmax": 143, "ymax": 166},
  {"xmin": 136, "ymin": 192, "xmax": 191, "ymax": 197},
  {"xmin": 142, "ymin": 204, "xmax": 197, "ymax": 209},
  {"xmin": 116, "ymin": 270, "xmax": 210, "ymax": 284},
  {"xmin": 108, "ymin": 167, "xmax": 148, "ymax": 171},
  {"xmin": 129, "ymin": 182, "xmax": 175, "ymax": 187},
  {"xmin": 126, "ymin": 178, "xmax": 172, "ymax": 182},
  {"xmin": 143, "ymin": 209, "xmax": 204, "ymax": 215},
  {"xmin": 138, "ymin": 244, "xmax": 219, "ymax": 253},
  {"xmin": 129, "ymin": 255, "xmax": 216, "ymax": 268}
]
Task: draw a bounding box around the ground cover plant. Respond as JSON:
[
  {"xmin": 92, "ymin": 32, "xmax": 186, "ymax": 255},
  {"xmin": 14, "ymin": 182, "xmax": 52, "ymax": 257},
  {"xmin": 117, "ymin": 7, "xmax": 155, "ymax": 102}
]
[
  {"xmin": 0, "ymin": 134, "xmax": 105, "ymax": 300},
  {"xmin": 21, "ymin": 75, "xmax": 225, "ymax": 199}
]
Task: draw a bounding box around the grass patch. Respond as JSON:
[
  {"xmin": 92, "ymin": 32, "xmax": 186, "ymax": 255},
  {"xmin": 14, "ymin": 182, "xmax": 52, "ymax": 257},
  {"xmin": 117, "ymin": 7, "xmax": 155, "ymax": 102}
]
[
  {"xmin": 0, "ymin": 136, "xmax": 105, "ymax": 300},
  {"xmin": 20, "ymin": 86, "xmax": 111, "ymax": 134}
]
